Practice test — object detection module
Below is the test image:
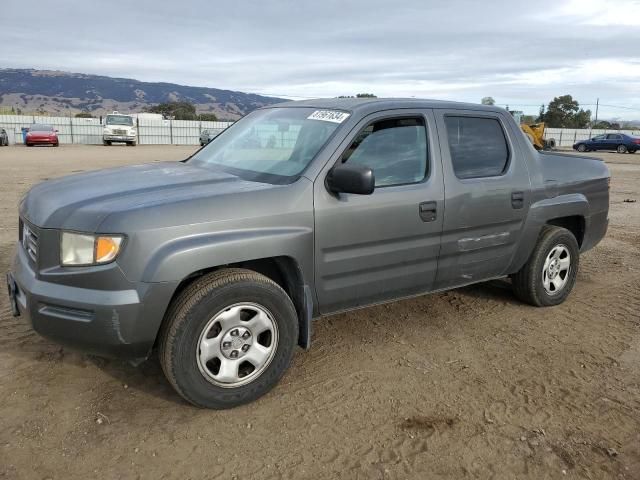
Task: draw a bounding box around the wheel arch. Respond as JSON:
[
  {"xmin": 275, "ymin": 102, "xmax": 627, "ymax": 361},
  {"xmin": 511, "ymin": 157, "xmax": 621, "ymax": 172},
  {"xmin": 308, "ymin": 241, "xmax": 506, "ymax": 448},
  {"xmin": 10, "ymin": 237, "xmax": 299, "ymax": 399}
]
[
  {"xmin": 545, "ymin": 215, "xmax": 586, "ymax": 247},
  {"xmin": 154, "ymin": 255, "xmax": 313, "ymax": 352},
  {"xmin": 507, "ymin": 193, "xmax": 589, "ymax": 274}
]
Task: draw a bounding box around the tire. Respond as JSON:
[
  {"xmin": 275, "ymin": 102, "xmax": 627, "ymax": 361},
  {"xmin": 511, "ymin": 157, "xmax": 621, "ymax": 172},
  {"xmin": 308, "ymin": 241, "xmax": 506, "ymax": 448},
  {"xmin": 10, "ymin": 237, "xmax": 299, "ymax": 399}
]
[
  {"xmin": 53, "ymin": 142, "xmax": 59, "ymax": 147},
  {"xmin": 577, "ymin": 144, "xmax": 587, "ymax": 153},
  {"xmin": 26, "ymin": 143, "xmax": 33, "ymax": 147},
  {"xmin": 617, "ymin": 144, "xmax": 627, "ymax": 154},
  {"xmin": 512, "ymin": 226, "xmax": 579, "ymax": 307},
  {"xmin": 629, "ymin": 150, "xmax": 636, "ymax": 154},
  {"xmin": 159, "ymin": 268, "xmax": 298, "ymax": 409},
  {"xmin": 127, "ymin": 141, "xmax": 137, "ymax": 146}
]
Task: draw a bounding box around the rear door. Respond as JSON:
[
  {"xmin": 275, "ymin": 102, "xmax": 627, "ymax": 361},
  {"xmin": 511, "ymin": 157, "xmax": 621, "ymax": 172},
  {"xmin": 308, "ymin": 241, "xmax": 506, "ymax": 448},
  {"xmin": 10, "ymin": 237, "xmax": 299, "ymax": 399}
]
[
  {"xmin": 313, "ymin": 109, "xmax": 444, "ymax": 314},
  {"xmin": 434, "ymin": 109, "xmax": 532, "ymax": 289},
  {"xmin": 606, "ymin": 134, "xmax": 622, "ymax": 151}
]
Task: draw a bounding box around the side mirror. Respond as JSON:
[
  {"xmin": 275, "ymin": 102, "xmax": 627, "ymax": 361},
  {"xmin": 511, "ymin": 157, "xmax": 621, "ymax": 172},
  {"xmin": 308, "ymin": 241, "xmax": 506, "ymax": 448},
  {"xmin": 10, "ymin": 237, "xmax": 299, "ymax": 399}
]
[{"xmin": 327, "ymin": 163, "xmax": 375, "ymax": 195}]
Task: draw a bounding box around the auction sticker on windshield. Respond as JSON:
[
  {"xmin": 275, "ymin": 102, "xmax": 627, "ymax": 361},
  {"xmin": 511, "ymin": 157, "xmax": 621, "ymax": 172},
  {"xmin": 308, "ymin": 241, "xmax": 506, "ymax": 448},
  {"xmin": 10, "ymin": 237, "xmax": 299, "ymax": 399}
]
[{"xmin": 307, "ymin": 110, "xmax": 351, "ymax": 123}]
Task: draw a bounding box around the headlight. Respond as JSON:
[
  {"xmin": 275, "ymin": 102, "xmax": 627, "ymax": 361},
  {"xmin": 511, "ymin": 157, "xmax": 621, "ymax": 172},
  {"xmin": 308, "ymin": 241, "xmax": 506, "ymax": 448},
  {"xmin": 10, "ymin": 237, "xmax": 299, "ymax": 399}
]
[
  {"xmin": 130, "ymin": 129, "xmax": 137, "ymax": 135},
  {"xmin": 103, "ymin": 128, "xmax": 111, "ymax": 134},
  {"xmin": 61, "ymin": 232, "xmax": 124, "ymax": 266}
]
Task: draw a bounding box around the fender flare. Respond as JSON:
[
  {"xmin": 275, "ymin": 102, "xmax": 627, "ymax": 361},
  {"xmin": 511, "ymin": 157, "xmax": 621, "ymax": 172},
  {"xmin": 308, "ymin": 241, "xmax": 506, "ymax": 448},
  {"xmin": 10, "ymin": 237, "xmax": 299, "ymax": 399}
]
[
  {"xmin": 141, "ymin": 227, "xmax": 315, "ymax": 350},
  {"xmin": 507, "ymin": 193, "xmax": 589, "ymax": 273}
]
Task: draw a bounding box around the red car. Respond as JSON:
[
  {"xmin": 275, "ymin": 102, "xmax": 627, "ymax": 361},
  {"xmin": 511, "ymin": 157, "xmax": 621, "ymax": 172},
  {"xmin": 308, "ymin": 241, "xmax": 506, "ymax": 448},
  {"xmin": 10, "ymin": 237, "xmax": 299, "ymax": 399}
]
[{"xmin": 26, "ymin": 124, "xmax": 59, "ymax": 147}]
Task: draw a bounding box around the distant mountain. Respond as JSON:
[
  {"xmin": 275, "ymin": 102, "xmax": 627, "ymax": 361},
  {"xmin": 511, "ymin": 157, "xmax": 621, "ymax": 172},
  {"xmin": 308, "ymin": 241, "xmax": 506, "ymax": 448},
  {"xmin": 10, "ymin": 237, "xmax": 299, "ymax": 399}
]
[{"xmin": 0, "ymin": 69, "xmax": 286, "ymax": 120}]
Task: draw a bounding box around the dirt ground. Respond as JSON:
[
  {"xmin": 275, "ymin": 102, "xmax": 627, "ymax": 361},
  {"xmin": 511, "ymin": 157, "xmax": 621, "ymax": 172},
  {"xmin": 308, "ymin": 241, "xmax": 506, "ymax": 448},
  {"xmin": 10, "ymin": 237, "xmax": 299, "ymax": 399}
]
[{"xmin": 0, "ymin": 145, "xmax": 638, "ymax": 480}]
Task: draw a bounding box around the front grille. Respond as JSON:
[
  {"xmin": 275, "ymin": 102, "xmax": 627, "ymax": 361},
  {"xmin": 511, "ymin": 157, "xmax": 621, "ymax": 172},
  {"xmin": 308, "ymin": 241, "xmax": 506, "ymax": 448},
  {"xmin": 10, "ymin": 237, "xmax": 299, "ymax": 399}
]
[
  {"xmin": 19, "ymin": 219, "xmax": 38, "ymax": 263},
  {"xmin": 113, "ymin": 129, "xmax": 127, "ymax": 135}
]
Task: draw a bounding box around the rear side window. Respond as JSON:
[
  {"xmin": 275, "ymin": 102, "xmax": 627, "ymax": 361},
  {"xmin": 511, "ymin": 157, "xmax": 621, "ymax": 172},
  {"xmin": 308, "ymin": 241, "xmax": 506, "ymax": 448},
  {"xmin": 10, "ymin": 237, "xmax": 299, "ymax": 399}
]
[
  {"xmin": 606, "ymin": 134, "xmax": 622, "ymax": 140},
  {"xmin": 444, "ymin": 116, "xmax": 509, "ymax": 179}
]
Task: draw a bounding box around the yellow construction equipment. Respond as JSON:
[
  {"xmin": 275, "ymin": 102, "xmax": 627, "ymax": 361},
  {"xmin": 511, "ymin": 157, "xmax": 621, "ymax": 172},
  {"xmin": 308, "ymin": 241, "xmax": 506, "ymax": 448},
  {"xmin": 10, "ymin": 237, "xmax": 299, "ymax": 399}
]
[{"xmin": 520, "ymin": 123, "xmax": 556, "ymax": 150}]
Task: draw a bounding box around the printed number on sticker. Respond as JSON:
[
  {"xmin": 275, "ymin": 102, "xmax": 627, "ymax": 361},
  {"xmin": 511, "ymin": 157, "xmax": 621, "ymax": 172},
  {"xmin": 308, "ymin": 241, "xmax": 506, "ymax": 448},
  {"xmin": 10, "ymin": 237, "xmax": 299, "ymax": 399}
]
[{"xmin": 307, "ymin": 110, "xmax": 351, "ymax": 123}]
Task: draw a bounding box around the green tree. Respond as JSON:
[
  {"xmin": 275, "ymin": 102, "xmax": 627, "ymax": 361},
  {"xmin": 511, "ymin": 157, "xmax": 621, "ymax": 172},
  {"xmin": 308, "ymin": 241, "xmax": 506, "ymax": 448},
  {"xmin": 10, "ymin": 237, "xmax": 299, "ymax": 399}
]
[
  {"xmin": 541, "ymin": 95, "xmax": 591, "ymax": 128},
  {"xmin": 146, "ymin": 101, "xmax": 197, "ymax": 120},
  {"xmin": 481, "ymin": 96, "xmax": 495, "ymax": 106},
  {"xmin": 198, "ymin": 113, "xmax": 218, "ymax": 121},
  {"xmin": 75, "ymin": 112, "xmax": 93, "ymax": 118},
  {"xmin": 592, "ymin": 120, "xmax": 621, "ymax": 129}
]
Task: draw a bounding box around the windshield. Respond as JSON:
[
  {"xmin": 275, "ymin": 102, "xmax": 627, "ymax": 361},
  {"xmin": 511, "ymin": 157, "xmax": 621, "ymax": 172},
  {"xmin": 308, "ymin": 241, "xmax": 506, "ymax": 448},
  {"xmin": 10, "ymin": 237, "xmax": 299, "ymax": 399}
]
[
  {"xmin": 189, "ymin": 107, "xmax": 347, "ymax": 182},
  {"xmin": 106, "ymin": 115, "xmax": 134, "ymax": 126},
  {"xmin": 30, "ymin": 124, "xmax": 54, "ymax": 132}
]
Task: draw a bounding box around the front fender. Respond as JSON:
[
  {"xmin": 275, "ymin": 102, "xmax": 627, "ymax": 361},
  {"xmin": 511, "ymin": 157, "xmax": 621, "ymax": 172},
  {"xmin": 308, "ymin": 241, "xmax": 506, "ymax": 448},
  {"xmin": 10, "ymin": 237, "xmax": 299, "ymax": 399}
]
[
  {"xmin": 507, "ymin": 193, "xmax": 589, "ymax": 274},
  {"xmin": 141, "ymin": 227, "xmax": 314, "ymax": 285}
]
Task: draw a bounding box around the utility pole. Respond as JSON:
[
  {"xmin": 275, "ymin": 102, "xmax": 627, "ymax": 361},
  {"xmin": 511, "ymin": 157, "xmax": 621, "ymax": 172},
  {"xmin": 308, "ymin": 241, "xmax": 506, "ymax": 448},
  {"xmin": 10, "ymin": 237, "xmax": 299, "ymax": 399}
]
[{"xmin": 594, "ymin": 98, "xmax": 599, "ymax": 126}]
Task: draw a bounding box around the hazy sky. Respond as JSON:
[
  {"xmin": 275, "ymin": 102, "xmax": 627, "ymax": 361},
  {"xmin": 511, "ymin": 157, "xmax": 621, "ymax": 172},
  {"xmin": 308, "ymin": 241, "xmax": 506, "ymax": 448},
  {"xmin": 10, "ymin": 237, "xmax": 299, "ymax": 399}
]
[{"xmin": 2, "ymin": 0, "xmax": 639, "ymax": 119}]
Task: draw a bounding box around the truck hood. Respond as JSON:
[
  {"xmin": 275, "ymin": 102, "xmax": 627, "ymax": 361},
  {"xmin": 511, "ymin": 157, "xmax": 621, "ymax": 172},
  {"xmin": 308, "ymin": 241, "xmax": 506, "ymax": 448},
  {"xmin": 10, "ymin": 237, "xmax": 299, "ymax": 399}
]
[{"xmin": 20, "ymin": 161, "xmax": 277, "ymax": 231}]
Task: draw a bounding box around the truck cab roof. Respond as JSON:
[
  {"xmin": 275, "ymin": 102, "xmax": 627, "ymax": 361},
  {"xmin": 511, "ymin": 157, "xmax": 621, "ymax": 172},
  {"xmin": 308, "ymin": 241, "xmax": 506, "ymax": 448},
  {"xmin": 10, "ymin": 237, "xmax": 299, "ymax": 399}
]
[{"xmin": 268, "ymin": 97, "xmax": 505, "ymax": 116}]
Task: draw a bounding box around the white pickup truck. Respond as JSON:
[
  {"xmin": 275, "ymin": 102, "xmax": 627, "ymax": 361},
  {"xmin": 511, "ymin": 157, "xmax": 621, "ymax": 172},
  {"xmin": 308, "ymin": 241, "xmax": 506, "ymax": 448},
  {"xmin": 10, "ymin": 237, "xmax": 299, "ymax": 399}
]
[{"xmin": 103, "ymin": 112, "xmax": 137, "ymax": 146}]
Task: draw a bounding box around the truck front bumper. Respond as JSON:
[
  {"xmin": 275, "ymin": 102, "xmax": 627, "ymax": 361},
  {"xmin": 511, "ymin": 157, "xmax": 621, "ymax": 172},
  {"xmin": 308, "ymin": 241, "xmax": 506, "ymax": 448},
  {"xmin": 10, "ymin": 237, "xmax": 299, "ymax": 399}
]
[
  {"xmin": 104, "ymin": 135, "xmax": 136, "ymax": 142},
  {"xmin": 7, "ymin": 245, "xmax": 176, "ymax": 360}
]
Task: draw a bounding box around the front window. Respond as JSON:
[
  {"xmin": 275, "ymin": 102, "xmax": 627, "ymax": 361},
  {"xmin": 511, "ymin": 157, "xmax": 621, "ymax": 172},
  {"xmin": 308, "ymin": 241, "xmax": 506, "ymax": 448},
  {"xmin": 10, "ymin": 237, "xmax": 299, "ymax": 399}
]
[
  {"xmin": 189, "ymin": 107, "xmax": 346, "ymax": 182},
  {"xmin": 341, "ymin": 117, "xmax": 428, "ymax": 187},
  {"xmin": 30, "ymin": 124, "xmax": 54, "ymax": 132},
  {"xmin": 106, "ymin": 115, "xmax": 134, "ymax": 126}
]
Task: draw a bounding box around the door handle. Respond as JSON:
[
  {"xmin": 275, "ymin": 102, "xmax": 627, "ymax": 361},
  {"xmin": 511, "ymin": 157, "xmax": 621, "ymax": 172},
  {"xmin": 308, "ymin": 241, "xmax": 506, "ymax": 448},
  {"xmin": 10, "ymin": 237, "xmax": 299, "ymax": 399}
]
[
  {"xmin": 511, "ymin": 191, "xmax": 524, "ymax": 209},
  {"xmin": 419, "ymin": 201, "xmax": 437, "ymax": 222}
]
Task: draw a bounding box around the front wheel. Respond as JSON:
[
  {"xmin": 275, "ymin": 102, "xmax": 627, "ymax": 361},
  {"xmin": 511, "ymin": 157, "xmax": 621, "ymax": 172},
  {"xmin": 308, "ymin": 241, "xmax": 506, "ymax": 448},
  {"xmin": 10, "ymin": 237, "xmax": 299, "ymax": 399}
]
[
  {"xmin": 617, "ymin": 144, "xmax": 627, "ymax": 154},
  {"xmin": 511, "ymin": 226, "xmax": 579, "ymax": 307},
  {"xmin": 577, "ymin": 144, "xmax": 587, "ymax": 153},
  {"xmin": 159, "ymin": 269, "xmax": 298, "ymax": 409}
]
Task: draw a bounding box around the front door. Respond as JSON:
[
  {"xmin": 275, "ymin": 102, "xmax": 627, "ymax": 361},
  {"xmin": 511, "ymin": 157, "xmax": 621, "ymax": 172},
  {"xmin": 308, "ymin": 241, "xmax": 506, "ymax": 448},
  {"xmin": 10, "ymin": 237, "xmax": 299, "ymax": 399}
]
[
  {"xmin": 434, "ymin": 109, "xmax": 532, "ymax": 289},
  {"xmin": 313, "ymin": 109, "xmax": 444, "ymax": 314},
  {"xmin": 591, "ymin": 135, "xmax": 606, "ymax": 150}
]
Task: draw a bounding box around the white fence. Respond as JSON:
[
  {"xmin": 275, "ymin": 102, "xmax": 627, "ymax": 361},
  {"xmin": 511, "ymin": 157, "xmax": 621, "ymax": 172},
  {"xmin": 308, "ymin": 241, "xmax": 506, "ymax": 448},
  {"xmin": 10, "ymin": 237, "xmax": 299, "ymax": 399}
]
[
  {"xmin": 544, "ymin": 128, "xmax": 640, "ymax": 148},
  {"xmin": 2, "ymin": 113, "xmax": 639, "ymax": 149},
  {"xmin": 0, "ymin": 114, "xmax": 234, "ymax": 146}
]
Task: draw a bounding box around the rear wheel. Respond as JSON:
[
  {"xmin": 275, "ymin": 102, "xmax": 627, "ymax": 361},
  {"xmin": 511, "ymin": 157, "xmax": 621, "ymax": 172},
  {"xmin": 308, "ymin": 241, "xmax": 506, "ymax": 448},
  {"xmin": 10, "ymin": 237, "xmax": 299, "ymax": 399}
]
[
  {"xmin": 159, "ymin": 268, "xmax": 298, "ymax": 409},
  {"xmin": 577, "ymin": 144, "xmax": 587, "ymax": 153},
  {"xmin": 512, "ymin": 226, "xmax": 579, "ymax": 307},
  {"xmin": 617, "ymin": 144, "xmax": 627, "ymax": 154}
]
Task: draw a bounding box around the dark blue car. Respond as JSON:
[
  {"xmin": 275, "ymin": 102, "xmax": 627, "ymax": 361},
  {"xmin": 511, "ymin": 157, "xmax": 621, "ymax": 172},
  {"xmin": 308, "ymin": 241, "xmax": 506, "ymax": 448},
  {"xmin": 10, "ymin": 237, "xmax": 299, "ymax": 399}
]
[{"xmin": 574, "ymin": 133, "xmax": 640, "ymax": 154}]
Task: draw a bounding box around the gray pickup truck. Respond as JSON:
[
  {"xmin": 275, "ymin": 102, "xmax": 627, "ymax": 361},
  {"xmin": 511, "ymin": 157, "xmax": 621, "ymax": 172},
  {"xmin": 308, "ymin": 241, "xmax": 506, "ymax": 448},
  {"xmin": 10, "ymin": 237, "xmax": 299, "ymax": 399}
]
[{"xmin": 7, "ymin": 98, "xmax": 609, "ymax": 409}]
